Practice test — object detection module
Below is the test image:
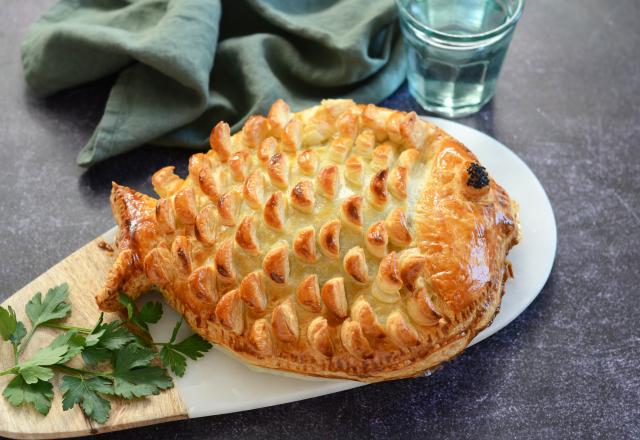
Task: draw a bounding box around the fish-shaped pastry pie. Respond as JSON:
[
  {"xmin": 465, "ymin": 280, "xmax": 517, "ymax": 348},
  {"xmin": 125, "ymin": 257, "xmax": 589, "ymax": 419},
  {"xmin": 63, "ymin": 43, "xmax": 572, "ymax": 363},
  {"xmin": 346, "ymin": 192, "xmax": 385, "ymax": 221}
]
[{"xmin": 96, "ymin": 99, "xmax": 519, "ymax": 381}]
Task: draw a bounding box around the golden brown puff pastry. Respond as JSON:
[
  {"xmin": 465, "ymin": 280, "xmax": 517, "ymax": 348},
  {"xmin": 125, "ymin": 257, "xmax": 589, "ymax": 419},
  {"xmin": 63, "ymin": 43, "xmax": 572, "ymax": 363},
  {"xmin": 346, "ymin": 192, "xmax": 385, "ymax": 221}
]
[{"xmin": 96, "ymin": 100, "xmax": 520, "ymax": 382}]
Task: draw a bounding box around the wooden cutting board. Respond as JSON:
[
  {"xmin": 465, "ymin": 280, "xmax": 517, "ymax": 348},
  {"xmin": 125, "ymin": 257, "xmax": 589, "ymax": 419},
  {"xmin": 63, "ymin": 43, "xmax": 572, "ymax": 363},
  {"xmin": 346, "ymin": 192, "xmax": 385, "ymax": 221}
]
[{"xmin": 0, "ymin": 236, "xmax": 188, "ymax": 439}]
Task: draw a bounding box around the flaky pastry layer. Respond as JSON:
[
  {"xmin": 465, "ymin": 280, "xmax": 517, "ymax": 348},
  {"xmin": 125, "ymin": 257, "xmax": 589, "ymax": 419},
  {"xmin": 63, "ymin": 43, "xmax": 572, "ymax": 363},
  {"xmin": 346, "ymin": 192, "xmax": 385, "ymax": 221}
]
[{"xmin": 96, "ymin": 100, "xmax": 519, "ymax": 382}]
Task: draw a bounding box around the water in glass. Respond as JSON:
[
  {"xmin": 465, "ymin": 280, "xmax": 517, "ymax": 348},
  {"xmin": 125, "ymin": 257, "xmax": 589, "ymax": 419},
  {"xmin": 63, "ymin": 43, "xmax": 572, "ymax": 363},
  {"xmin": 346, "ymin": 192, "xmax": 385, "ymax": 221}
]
[{"xmin": 398, "ymin": 0, "xmax": 522, "ymax": 117}]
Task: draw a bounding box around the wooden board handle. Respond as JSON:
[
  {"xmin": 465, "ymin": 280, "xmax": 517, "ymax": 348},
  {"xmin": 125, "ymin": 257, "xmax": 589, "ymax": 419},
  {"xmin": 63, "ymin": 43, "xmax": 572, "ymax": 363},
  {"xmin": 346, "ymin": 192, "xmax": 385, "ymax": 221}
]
[{"xmin": 0, "ymin": 236, "xmax": 188, "ymax": 439}]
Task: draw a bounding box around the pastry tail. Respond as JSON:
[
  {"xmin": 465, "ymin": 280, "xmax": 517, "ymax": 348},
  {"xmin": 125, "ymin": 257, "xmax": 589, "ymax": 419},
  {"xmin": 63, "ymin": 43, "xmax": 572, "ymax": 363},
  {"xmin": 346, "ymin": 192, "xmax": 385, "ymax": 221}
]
[{"xmin": 96, "ymin": 183, "xmax": 158, "ymax": 312}]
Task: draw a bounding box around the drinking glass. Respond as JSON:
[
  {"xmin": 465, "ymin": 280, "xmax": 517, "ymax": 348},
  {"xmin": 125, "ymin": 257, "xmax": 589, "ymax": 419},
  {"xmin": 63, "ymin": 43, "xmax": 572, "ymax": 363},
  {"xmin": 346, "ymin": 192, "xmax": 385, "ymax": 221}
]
[{"xmin": 396, "ymin": 0, "xmax": 524, "ymax": 118}]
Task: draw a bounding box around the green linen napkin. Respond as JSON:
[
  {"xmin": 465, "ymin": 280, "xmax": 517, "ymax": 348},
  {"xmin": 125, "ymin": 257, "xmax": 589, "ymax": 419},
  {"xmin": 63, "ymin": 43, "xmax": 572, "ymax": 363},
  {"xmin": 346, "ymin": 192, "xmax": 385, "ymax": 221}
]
[{"xmin": 21, "ymin": 0, "xmax": 406, "ymax": 166}]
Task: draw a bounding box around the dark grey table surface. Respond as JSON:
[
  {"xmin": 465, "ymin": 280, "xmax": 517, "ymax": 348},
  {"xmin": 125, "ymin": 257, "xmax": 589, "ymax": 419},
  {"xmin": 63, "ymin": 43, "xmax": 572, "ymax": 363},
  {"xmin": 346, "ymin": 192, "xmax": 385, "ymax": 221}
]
[{"xmin": 2, "ymin": 0, "xmax": 639, "ymax": 439}]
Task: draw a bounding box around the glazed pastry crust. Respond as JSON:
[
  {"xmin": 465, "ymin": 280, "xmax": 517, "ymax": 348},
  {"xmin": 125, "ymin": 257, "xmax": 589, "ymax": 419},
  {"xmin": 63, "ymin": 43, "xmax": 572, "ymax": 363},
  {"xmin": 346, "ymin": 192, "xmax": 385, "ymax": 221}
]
[{"xmin": 96, "ymin": 100, "xmax": 519, "ymax": 382}]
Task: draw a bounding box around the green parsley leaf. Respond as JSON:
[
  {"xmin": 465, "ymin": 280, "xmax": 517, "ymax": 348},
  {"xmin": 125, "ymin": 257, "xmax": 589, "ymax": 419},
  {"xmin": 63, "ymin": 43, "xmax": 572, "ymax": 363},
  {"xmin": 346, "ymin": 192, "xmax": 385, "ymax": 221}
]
[
  {"xmin": 171, "ymin": 334, "xmax": 212, "ymax": 361},
  {"xmin": 84, "ymin": 314, "xmax": 106, "ymax": 348},
  {"xmin": 20, "ymin": 345, "xmax": 69, "ymax": 369},
  {"xmin": 49, "ymin": 330, "xmax": 86, "ymax": 364},
  {"xmin": 18, "ymin": 284, "xmax": 71, "ymax": 356},
  {"xmin": 19, "ymin": 366, "xmax": 54, "ymax": 384},
  {"xmin": 81, "ymin": 346, "xmax": 112, "ymax": 367},
  {"xmin": 160, "ymin": 334, "xmax": 212, "ymax": 377},
  {"xmin": 82, "ymin": 315, "xmax": 137, "ymax": 367},
  {"xmin": 95, "ymin": 321, "xmax": 136, "ymax": 351},
  {"xmin": 111, "ymin": 366, "xmax": 173, "ymax": 399},
  {"xmin": 113, "ymin": 343, "xmax": 156, "ymax": 371},
  {"xmin": 82, "ymin": 320, "xmax": 137, "ymax": 367},
  {"xmin": 83, "ymin": 332, "xmax": 103, "ymax": 349},
  {"xmin": 110, "ymin": 344, "xmax": 172, "ymax": 399},
  {"xmin": 26, "ymin": 283, "xmax": 71, "ymax": 328},
  {"xmin": 0, "ymin": 305, "xmax": 17, "ymax": 340},
  {"xmin": 118, "ymin": 294, "xmax": 162, "ymax": 332},
  {"xmin": 2, "ymin": 376, "xmax": 54, "ymax": 415},
  {"xmin": 10, "ymin": 321, "xmax": 26, "ymax": 348},
  {"xmin": 60, "ymin": 376, "xmax": 112, "ymax": 424},
  {"xmin": 159, "ymin": 346, "xmax": 187, "ymax": 377},
  {"xmin": 137, "ymin": 302, "xmax": 163, "ymax": 327},
  {"xmin": 0, "ymin": 305, "xmax": 25, "ymax": 356},
  {"xmin": 119, "ymin": 293, "xmax": 135, "ymax": 320},
  {"xmin": 158, "ymin": 320, "xmax": 211, "ymax": 377},
  {"xmin": 168, "ymin": 318, "xmax": 182, "ymax": 344}
]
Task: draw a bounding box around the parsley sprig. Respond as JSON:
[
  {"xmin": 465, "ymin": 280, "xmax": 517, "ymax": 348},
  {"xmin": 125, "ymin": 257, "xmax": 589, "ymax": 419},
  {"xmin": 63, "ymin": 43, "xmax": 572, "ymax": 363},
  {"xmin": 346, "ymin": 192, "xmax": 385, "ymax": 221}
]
[{"xmin": 0, "ymin": 283, "xmax": 212, "ymax": 424}]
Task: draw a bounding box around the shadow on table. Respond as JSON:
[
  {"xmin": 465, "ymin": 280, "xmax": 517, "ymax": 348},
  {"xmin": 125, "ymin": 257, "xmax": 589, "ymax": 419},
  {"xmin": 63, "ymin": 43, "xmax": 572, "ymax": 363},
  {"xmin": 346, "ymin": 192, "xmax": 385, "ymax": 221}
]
[
  {"xmin": 78, "ymin": 145, "xmax": 196, "ymax": 200},
  {"xmin": 23, "ymin": 75, "xmax": 116, "ymax": 145},
  {"xmin": 27, "ymin": 77, "xmax": 200, "ymax": 203}
]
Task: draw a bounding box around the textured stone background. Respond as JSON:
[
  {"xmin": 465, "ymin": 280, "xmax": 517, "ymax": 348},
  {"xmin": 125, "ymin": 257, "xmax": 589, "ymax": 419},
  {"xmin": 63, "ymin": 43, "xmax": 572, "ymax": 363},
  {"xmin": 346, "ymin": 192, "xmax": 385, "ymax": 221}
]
[{"xmin": 1, "ymin": 0, "xmax": 639, "ymax": 439}]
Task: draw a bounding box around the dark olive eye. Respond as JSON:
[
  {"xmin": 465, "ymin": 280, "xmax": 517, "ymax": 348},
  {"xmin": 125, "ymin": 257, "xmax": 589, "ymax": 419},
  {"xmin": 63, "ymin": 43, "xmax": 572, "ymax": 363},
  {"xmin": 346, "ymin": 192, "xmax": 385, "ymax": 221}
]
[{"xmin": 466, "ymin": 162, "xmax": 490, "ymax": 189}]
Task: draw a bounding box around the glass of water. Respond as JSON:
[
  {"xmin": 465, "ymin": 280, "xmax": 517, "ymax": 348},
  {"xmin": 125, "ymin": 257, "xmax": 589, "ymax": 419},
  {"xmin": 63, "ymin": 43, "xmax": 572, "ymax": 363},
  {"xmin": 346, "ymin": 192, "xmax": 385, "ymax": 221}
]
[{"xmin": 396, "ymin": 0, "xmax": 524, "ymax": 118}]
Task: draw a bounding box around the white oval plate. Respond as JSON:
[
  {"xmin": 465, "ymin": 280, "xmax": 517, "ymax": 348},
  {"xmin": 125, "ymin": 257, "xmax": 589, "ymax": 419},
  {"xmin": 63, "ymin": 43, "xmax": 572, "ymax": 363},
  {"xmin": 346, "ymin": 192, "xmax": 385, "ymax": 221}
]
[{"xmin": 103, "ymin": 117, "xmax": 557, "ymax": 418}]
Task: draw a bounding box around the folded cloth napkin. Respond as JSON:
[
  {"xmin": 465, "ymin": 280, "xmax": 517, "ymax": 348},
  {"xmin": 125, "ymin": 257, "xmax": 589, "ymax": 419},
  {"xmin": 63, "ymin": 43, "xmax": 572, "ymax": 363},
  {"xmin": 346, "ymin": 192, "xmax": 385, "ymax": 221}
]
[{"xmin": 21, "ymin": 0, "xmax": 406, "ymax": 166}]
